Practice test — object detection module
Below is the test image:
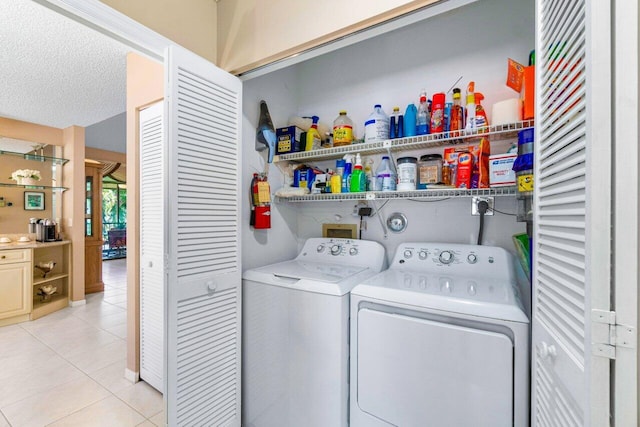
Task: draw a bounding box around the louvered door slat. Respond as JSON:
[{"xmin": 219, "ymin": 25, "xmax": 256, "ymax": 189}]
[
  {"xmin": 166, "ymin": 45, "xmax": 242, "ymax": 427},
  {"xmin": 140, "ymin": 102, "xmax": 165, "ymax": 393},
  {"xmin": 533, "ymin": 0, "xmax": 612, "ymax": 425}
]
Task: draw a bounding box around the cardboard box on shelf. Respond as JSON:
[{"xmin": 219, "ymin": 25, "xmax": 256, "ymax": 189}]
[
  {"xmin": 276, "ymin": 126, "xmax": 304, "ymax": 155},
  {"xmin": 489, "ymin": 153, "xmax": 517, "ymax": 187}
]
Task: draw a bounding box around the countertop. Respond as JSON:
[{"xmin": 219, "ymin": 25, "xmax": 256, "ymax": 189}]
[{"xmin": 0, "ymin": 234, "xmax": 70, "ymax": 250}]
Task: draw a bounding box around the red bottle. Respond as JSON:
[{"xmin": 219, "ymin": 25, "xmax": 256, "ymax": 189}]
[{"xmin": 430, "ymin": 93, "xmax": 446, "ymax": 134}]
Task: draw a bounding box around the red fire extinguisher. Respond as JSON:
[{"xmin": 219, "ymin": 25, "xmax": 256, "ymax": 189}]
[{"xmin": 250, "ymin": 173, "xmax": 271, "ymax": 229}]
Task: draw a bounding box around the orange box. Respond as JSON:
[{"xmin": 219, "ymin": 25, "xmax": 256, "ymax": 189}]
[{"xmin": 522, "ymin": 65, "xmax": 535, "ymax": 120}]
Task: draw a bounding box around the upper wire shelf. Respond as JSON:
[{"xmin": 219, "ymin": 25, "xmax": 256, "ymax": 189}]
[{"xmin": 273, "ymin": 120, "xmax": 534, "ymax": 163}]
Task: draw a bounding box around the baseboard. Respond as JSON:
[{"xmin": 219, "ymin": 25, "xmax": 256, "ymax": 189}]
[
  {"xmin": 125, "ymin": 368, "xmax": 139, "ymax": 383},
  {"xmin": 69, "ymin": 299, "xmax": 86, "ymax": 307}
]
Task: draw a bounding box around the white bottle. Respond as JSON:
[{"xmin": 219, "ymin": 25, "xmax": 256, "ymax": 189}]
[
  {"xmin": 364, "ymin": 105, "xmax": 390, "ymax": 143},
  {"xmin": 374, "ymin": 155, "xmax": 396, "ymax": 191}
]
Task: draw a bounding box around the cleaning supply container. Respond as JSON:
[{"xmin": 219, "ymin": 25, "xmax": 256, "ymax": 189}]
[
  {"xmin": 364, "ymin": 105, "xmax": 389, "ymax": 143},
  {"xmin": 397, "ymin": 157, "xmax": 418, "ymax": 191},
  {"xmin": 418, "ymin": 154, "xmax": 443, "ymax": 188},
  {"xmin": 333, "ymin": 111, "xmax": 354, "ymax": 146}
]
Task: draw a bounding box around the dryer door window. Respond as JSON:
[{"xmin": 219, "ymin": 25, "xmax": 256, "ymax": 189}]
[{"xmin": 356, "ymin": 309, "xmax": 513, "ymax": 427}]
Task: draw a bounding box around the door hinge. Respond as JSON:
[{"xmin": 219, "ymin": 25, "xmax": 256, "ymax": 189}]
[{"xmin": 591, "ymin": 309, "xmax": 637, "ymax": 359}]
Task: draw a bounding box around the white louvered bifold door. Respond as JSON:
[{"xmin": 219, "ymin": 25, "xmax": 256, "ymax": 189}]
[
  {"xmin": 164, "ymin": 45, "xmax": 242, "ymax": 426},
  {"xmin": 140, "ymin": 102, "xmax": 165, "ymax": 393},
  {"xmin": 533, "ymin": 0, "xmax": 612, "ymax": 426}
]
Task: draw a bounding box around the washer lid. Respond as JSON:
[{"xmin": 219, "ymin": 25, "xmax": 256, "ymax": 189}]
[
  {"xmin": 352, "ymin": 269, "xmax": 528, "ymax": 323},
  {"xmin": 251, "ymin": 260, "xmax": 368, "ymax": 283}
]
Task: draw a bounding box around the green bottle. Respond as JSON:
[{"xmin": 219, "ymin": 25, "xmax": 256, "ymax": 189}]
[{"xmin": 350, "ymin": 165, "xmax": 366, "ymax": 192}]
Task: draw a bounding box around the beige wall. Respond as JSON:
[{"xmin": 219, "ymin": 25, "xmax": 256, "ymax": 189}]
[
  {"xmin": 61, "ymin": 126, "xmax": 86, "ymax": 303},
  {"xmin": 0, "ymin": 147, "xmax": 54, "ymax": 233},
  {"xmin": 217, "ymin": 0, "xmax": 439, "ymax": 74},
  {"xmin": 125, "ymin": 52, "xmax": 164, "ymax": 376},
  {"xmin": 100, "ymin": 0, "xmax": 217, "ymax": 64}
]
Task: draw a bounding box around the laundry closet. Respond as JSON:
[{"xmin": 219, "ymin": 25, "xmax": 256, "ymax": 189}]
[{"xmin": 130, "ymin": 0, "xmax": 634, "ymax": 424}]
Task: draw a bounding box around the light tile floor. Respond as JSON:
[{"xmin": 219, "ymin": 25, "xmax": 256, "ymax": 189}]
[{"xmin": 0, "ymin": 259, "xmax": 164, "ymax": 427}]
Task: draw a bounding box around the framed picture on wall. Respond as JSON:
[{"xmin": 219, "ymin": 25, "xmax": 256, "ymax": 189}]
[{"xmin": 24, "ymin": 191, "xmax": 45, "ymax": 211}]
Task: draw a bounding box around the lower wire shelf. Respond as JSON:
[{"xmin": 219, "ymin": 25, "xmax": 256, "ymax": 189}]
[{"xmin": 275, "ymin": 186, "xmax": 517, "ymax": 202}]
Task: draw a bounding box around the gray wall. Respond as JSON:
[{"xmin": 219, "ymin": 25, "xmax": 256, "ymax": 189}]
[{"xmin": 85, "ymin": 112, "xmax": 126, "ymax": 153}]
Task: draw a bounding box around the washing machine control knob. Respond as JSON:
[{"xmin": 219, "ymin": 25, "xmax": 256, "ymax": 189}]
[
  {"xmin": 317, "ymin": 244, "xmax": 326, "ymax": 253},
  {"xmin": 330, "ymin": 244, "xmax": 343, "ymax": 256},
  {"xmin": 439, "ymin": 250, "xmax": 454, "ymax": 264},
  {"xmin": 467, "ymin": 253, "xmax": 478, "ymax": 264},
  {"xmin": 403, "ymin": 250, "xmax": 413, "ymax": 259},
  {"xmin": 418, "ymin": 250, "xmax": 428, "ymax": 260},
  {"xmin": 349, "ymin": 247, "xmax": 358, "ymax": 256}
]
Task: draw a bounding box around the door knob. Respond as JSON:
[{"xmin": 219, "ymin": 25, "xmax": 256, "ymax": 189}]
[
  {"xmin": 206, "ymin": 281, "xmax": 216, "ymax": 295},
  {"xmin": 538, "ymin": 341, "xmax": 557, "ymax": 360}
]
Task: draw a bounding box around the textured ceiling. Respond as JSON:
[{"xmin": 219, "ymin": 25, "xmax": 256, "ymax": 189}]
[{"xmin": 0, "ymin": 0, "xmax": 130, "ymax": 129}]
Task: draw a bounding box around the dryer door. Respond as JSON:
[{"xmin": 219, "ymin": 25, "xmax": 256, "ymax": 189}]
[{"xmin": 356, "ymin": 309, "xmax": 513, "ymax": 427}]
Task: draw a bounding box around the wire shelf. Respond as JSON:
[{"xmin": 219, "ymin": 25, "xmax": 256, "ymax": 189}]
[
  {"xmin": 273, "ymin": 120, "xmax": 534, "ymax": 163},
  {"xmin": 275, "ymin": 186, "xmax": 518, "ymax": 203}
]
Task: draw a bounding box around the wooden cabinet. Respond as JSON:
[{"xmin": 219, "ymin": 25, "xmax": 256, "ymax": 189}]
[
  {"xmin": 0, "ymin": 249, "xmax": 31, "ymax": 322},
  {"xmin": 32, "ymin": 242, "xmax": 70, "ymax": 320},
  {"xmin": 84, "ymin": 161, "xmax": 104, "ymax": 293},
  {"xmin": 0, "ymin": 242, "xmax": 71, "ymax": 325}
]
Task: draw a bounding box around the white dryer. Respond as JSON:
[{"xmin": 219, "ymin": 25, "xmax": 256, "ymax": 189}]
[
  {"xmin": 350, "ymin": 242, "xmax": 529, "ymax": 427},
  {"xmin": 243, "ymin": 238, "xmax": 386, "ymax": 427}
]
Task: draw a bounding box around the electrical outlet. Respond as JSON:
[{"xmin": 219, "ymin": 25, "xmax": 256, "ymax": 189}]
[{"xmin": 471, "ymin": 196, "xmax": 494, "ymax": 216}]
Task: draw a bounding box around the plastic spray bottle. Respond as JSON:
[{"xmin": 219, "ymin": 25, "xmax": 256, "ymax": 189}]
[
  {"xmin": 474, "ymin": 93, "xmax": 488, "ymax": 128},
  {"xmin": 342, "ymin": 154, "xmax": 354, "ymax": 192},
  {"xmin": 350, "ymin": 153, "xmax": 367, "ymax": 192},
  {"xmin": 465, "ymin": 82, "xmax": 476, "ymax": 131},
  {"xmin": 305, "ymin": 116, "xmax": 322, "ymax": 151}
]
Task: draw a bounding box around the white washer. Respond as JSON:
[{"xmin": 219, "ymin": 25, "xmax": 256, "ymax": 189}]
[
  {"xmin": 243, "ymin": 238, "xmax": 386, "ymax": 427},
  {"xmin": 350, "ymin": 242, "xmax": 529, "ymax": 427}
]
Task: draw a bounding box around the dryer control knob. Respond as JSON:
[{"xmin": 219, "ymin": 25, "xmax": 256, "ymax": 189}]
[
  {"xmin": 330, "ymin": 244, "xmax": 342, "ymax": 256},
  {"xmin": 418, "ymin": 250, "xmax": 428, "ymax": 260},
  {"xmin": 439, "ymin": 250, "xmax": 454, "ymax": 264},
  {"xmin": 403, "ymin": 250, "xmax": 413, "ymax": 259},
  {"xmin": 467, "ymin": 253, "xmax": 478, "ymax": 264},
  {"xmin": 317, "ymin": 244, "xmax": 326, "ymax": 253},
  {"xmin": 349, "ymin": 247, "xmax": 358, "ymax": 256}
]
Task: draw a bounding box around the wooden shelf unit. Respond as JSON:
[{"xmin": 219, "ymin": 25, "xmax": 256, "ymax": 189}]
[{"xmin": 31, "ymin": 242, "xmax": 70, "ymax": 320}]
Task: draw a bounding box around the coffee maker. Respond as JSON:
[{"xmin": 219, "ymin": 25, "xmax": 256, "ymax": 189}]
[{"xmin": 36, "ymin": 219, "xmax": 57, "ymax": 242}]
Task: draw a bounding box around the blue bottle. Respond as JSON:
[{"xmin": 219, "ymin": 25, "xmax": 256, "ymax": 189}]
[{"xmin": 404, "ymin": 104, "xmax": 417, "ymax": 137}]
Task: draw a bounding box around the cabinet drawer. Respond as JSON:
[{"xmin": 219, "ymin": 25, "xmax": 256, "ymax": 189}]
[{"xmin": 0, "ymin": 249, "xmax": 32, "ymax": 264}]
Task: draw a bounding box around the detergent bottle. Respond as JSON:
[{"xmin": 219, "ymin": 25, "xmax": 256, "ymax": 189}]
[
  {"xmin": 404, "ymin": 103, "xmax": 417, "ymax": 137},
  {"xmin": 364, "ymin": 105, "xmax": 390, "ymax": 143}
]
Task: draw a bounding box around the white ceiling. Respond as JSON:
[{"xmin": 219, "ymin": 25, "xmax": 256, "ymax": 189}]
[{"xmin": 0, "ymin": 0, "xmax": 130, "ymax": 129}]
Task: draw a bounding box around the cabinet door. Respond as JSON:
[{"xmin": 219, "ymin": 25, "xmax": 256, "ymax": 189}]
[
  {"xmin": 139, "ymin": 101, "xmax": 165, "ymax": 393},
  {"xmin": 0, "ymin": 263, "xmax": 31, "ymax": 319},
  {"xmin": 164, "ymin": 45, "xmax": 242, "ymax": 426},
  {"xmin": 532, "ymin": 0, "xmax": 612, "ymax": 425}
]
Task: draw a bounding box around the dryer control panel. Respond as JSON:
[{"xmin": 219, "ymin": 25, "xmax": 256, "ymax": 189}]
[{"xmin": 392, "ymin": 242, "xmax": 516, "ymax": 282}]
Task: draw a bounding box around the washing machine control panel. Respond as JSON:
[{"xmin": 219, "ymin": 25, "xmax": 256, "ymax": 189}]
[
  {"xmin": 393, "ymin": 242, "xmax": 515, "ymax": 282},
  {"xmin": 298, "ymin": 238, "xmax": 387, "ymax": 270}
]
